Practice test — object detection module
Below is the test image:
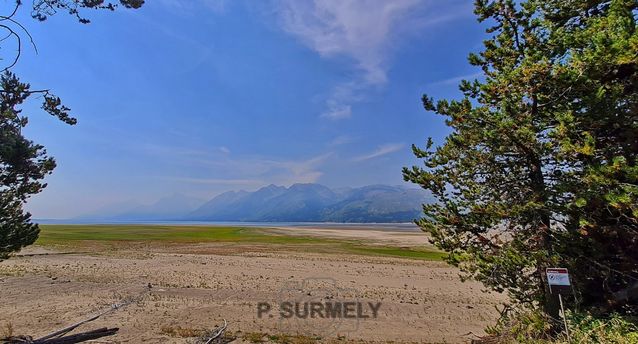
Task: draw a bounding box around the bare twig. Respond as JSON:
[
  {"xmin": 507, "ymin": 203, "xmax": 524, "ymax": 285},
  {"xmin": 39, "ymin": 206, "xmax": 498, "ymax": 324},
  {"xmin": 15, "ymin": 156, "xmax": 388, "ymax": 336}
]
[
  {"xmin": 0, "ymin": 15, "xmax": 38, "ymax": 54},
  {"xmin": 0, "ymin": 23, "xmax": 20, "ymax": 72},
  {"xmin": 0, "ymin": 1, "xmax": 39, "ymax": 72},
  {"xmin": 0, "ymin": 2, "xmax": 20, "ymax": 22},
  {"xmin": 200, "ymin": 319, "xmax": 228, "ymax": 344},
  {"xmin": 0, "ymin": 89, "xmax": 50, "ymax": 94}
]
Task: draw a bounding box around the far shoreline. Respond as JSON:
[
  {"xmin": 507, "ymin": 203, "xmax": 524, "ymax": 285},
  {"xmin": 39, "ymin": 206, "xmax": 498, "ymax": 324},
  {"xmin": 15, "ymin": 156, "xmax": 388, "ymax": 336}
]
[{"xmin": 34, "ymin": 220, "xmax": 421, "ymax": 232}]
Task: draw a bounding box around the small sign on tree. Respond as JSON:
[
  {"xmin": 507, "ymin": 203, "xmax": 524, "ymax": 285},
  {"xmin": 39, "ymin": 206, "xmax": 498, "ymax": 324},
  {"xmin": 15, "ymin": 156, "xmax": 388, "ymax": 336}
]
[
  {"xmin": 546, "ymin": 268, "xmax": 572, "ymax": 340},
  {"xmin": 546, "ymin": 268, "xmax": 571, "ymax": 295}
]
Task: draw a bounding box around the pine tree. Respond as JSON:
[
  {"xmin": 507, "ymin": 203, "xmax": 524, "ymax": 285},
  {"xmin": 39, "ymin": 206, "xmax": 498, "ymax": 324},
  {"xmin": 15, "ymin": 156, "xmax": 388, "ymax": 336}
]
[
  {"xmin": 404, "ymin": 0, "xmax": 638, "ymax": 314},
  {"xmin": 0, "ymin": 72, "xmax": 75, "ymax": 259},
  {"xmin": 0, "ymin": 1, "xmax": 144, "ymax": 259}
]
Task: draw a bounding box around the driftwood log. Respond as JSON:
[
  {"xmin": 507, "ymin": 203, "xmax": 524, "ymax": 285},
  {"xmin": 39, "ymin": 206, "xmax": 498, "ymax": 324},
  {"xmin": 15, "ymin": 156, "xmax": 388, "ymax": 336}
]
[
  {"xmin": 2, "ymin": 286, "xmax": 230, "ymax": 344},
  {"xmin": 1, "ymin": 286, "xmax": 150, "ymax": 344},
  {"xmin": 2, "ymin": 327, "xmax": 119, "ymax": 344},
  {"xmin": 39, "ymin": 328, "xmax": 119, "ymax": 344}
]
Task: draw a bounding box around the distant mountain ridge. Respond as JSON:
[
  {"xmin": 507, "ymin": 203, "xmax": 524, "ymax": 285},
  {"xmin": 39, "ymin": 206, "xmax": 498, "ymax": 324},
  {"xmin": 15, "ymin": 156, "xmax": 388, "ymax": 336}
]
[
  {"xmin": 76, "ymin": 193, "xmax": 204, "ymax": 221},
  {"xmin": 78, "ymin": 183, "xmax": 433, "ymax": 223},
  {"xmin": 188, "ymin": 183, "xmax": 432, "ymax": 223}
]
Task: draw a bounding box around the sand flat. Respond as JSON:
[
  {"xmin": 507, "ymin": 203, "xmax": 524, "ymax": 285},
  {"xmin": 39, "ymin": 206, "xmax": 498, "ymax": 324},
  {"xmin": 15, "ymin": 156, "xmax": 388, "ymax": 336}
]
[
  {"xmin": 0, "ymin": 227, "xmax": 506, "ymax": 343},
  {"xmin": 265, "ymin": 225, "xmax": 431, "ymax": 247}
]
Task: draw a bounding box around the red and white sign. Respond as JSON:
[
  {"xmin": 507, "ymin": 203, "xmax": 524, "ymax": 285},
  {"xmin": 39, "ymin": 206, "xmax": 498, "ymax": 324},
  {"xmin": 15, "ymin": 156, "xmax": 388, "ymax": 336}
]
[{"xmin": 546, "ymin": 268, "xmax": 570, "ymax": 286}]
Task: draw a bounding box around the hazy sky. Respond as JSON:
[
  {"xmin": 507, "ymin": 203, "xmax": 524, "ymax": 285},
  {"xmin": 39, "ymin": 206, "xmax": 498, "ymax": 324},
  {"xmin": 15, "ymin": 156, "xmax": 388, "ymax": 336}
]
[{"xmin": 12, "ymin": 0, "xmax": 485, "ymax": 218}]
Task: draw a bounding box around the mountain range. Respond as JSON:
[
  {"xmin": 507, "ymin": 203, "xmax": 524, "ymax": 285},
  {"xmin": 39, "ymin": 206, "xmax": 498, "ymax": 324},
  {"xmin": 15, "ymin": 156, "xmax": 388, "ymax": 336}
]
[{"xmin": 79, "ymin": 184, "xmax": 433, "ymax": 223}]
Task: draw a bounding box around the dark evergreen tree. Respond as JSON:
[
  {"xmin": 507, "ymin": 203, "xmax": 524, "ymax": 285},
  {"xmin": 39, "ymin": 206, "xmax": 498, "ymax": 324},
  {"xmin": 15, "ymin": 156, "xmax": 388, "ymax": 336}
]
[
  {"xmin": 404, "ymin": 0, "xmax": 637, "ymax": 314},
  {"xmin": 0, "ymin": 72, "xmax": 75, "ymax": 259},
  {"xmin": 0, "ymin": 1, "xmax": 144, "ymax": 259}
]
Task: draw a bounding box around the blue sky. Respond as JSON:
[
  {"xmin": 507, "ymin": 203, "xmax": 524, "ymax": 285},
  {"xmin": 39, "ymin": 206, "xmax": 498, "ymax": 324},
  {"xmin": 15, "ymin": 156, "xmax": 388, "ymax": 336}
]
[{"xmin": 11, "ymin": 0, "xmax": 485, "ymax": 218}]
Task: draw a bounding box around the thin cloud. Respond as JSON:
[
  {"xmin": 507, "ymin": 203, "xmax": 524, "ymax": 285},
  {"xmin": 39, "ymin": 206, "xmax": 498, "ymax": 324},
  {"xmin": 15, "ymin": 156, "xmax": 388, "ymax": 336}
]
[
  {"xmin": 145, "ymin": 142, "xmax": 333, "ymax": 186},
  {"xmin": 158, "ymin": 0, "xmax": 228, "ymax": 14},
  {"xmin": 328, "ymin": 135, "xmax": 355, "ymax": 147},
  {"xmin": 198, "ymin": 153, "xmax": 330, "ymax": 185},
  {"xmin": 277, "ymin": 0, "xmax": 422, "ymax": 84},
  {"xmin": 202, "ymin": 0, "xmax": 228, "ymax": 13},
  {"xmin": 319, "ymin": 81, "xmax": 362, "ymax": 120},
  {"xmin": 427, "ymin": 71, "xmax": 483, "ymax": 87},
  {"xmin": 354, "ymin": 143, "xmax": 404, "ymax": 162},
  {"xmin": 321, "ymin": 105, "xmax": 351, "ymax": 120},
  {"xmin": 276, "ymin": 0, "xmax": 469, "ymax": 120},
  {"xmin": 163, "ymin": 177, "xmax": 264, "ymax": 185},
  {"xmin": 269, "ymin": 152, "xmax": 332, "ymax": 184}
]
